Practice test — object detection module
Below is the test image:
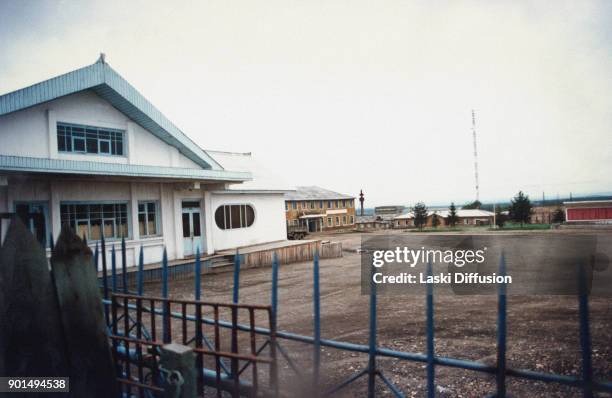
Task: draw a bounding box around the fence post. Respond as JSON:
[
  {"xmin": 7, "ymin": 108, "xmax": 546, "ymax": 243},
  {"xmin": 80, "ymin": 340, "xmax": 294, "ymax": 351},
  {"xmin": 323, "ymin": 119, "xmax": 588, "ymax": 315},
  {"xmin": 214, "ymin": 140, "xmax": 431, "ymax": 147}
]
[
  {"xmin": 313, "ymin": 250, "xmax": 321, "ymax": 388},
  {"xmin": 426, "ymin": 261, "xmax": 435, "ymax": 398},
  {"xmin": 578, "ymin": 264, "xmax": 593, "ymax": 398},
  {"xmin": 367, "ymin": 261, "xmax": 377, "ymax": 398},
  {"xmin": 121, "ymin": 237, "xmax": 127, "ymax": 293},
  {"xmin": 137, "ymin": 245, "xmax": 144, "ymax": 296},
  {"xmin": 496, "ymin": 253, "xmax": 508, "ymax": 398},
  {"xmin": 51, "ymin": 225, "xmax": 119, "ymax": 397},
  {"xmin": 194, "ymin": 247, "xmax": 201, "ymax": 300},
  {"xmin": 0, "ymin": 218, "xmax": 69, "ymax": 379},
  {"xmin": 233, "ymin": 249, "xmax": 241, "ymax": 304},
  {"xmin": 160, "ymin": 343, "xmax": 197, "ymax": 398}
]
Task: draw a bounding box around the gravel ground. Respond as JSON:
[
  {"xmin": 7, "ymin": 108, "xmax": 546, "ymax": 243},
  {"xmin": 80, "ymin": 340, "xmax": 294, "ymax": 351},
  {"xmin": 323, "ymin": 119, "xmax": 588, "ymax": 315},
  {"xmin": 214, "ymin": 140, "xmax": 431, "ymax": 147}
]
[{"xmin": 145, "ymin": 229, "xmax": 612, "ymax": 397}]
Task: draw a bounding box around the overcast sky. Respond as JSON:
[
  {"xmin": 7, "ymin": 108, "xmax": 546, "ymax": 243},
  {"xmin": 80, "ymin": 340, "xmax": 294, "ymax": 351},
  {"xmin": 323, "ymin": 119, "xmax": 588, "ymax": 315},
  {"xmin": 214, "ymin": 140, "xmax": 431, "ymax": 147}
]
[{"xmin": 1, "ymin": 1, "xmax": 611, "ymax": 206}]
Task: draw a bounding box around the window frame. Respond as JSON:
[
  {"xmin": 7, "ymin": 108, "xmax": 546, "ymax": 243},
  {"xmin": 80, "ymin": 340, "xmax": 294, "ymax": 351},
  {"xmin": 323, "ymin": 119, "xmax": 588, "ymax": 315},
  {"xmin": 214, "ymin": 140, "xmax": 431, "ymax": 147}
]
[
  {"xmin": 138, "ymin": 201, "xmax": 161, "ymax": 237},
  {"xmin": 214, "ymin": 204, "xmax": 256, "ymax": 230},
  {"xmin": 60, "ymin": 201, "xmax": 130, "ymax": 241},
  {"xmin": 57, "ymin": 122, "xmax": 126, "ymax": 157}
]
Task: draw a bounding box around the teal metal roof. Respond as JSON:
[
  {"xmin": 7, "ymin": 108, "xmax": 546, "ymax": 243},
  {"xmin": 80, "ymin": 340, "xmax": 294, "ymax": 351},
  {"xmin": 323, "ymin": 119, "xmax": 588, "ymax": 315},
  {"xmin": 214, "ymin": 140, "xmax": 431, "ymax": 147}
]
[
  {"xmin": 0, "ymin": 58, "xmax": 222, "ymax": 170},
  {"xmin": 0, "ymin": 155, "xmax": 250, "ymax": 181}
]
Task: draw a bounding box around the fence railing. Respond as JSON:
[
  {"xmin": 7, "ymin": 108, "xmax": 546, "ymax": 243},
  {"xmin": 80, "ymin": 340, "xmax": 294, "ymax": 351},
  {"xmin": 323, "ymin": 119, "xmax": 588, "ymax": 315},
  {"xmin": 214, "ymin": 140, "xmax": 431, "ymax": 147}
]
[
  {"xmin": 109, "ymin": 292, "xmax": 277, "ymax": 397},
  {"xmin": 93, "ymin": 234, "xmax": 612, "ymax": 397}
]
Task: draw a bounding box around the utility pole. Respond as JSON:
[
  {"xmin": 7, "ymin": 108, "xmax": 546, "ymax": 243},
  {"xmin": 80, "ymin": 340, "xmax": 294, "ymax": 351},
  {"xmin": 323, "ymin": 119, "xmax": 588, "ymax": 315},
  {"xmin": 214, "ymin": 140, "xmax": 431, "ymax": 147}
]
[{"xmin": 471, "ymin": 110, "xmax": 480, "ymax": 202}]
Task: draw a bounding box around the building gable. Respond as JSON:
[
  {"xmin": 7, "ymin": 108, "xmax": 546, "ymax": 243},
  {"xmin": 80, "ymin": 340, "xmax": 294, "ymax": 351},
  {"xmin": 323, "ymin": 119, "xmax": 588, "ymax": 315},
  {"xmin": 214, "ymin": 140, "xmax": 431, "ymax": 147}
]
[{"xmin": 0, "ymin": 57, "xmax": 221, "ymax": 170}]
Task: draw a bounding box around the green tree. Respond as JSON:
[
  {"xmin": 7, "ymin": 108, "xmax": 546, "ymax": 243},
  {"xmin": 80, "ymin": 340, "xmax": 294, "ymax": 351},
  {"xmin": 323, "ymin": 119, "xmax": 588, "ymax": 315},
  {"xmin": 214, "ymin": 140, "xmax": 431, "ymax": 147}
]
[
  {"xmin": 508, "ymin": 191, "xmax": 532, "ymax": 227},
  {"xmin": 552, "ymin": 207, "xmax": 565, "ymax": 223},
  {"xmin": 495, "ymin": 205, "xmax": 507, "ymax": 228},
  {"xmin": 462, "ymin": 200, "xmax": 482, "ymax": 209},
  {"xmin": 447, "ymin": 202, "xmax": 459, "ymax": 227},
  {"xmin": 412, "ymin": 202, "xmax": 428, "ymax": 231},
  {"xmin": 431, "ymin": 212, "xmax": 440, "ymax": 228}
]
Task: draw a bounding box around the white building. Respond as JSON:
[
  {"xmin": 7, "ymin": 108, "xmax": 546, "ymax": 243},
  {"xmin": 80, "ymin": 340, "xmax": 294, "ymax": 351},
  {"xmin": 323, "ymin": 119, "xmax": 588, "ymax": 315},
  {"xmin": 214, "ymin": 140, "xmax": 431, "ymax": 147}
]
[{"xmin": 0, "ymin": 56, "xmax": 289, "ymax": 268}]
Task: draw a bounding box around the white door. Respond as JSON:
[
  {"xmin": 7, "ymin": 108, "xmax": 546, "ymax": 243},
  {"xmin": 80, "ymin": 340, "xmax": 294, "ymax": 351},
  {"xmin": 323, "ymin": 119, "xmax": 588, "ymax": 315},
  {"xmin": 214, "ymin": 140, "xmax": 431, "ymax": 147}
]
[{"xmin": 182, "ymin": 201, "xmax": 203, "ymax": 257}]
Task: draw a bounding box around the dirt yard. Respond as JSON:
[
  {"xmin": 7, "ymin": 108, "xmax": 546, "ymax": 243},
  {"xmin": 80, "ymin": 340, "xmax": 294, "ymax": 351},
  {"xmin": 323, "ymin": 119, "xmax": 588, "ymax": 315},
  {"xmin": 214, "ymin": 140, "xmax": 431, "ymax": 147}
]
[{"xmin": 144, "ymin": 229, "xmax": 612, "ymax": 398}]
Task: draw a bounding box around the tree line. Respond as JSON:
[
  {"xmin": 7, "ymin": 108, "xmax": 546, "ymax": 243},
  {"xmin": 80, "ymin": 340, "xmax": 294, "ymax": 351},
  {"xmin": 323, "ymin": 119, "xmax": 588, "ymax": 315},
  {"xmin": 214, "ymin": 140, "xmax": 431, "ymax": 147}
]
[{"xmin": 410, "ymin": 191, "xmax": 566, "ymax": 230}]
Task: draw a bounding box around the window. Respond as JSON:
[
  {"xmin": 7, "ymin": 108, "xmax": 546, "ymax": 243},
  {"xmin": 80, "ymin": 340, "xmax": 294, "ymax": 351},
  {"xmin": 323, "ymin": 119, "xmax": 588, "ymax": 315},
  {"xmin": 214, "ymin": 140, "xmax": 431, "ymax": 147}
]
[
  {"xmin": 215, "ymin": 204, "xmax": 255, "ymax": 230},
  {"xmin": 327, "ymin": 217, "xmax": 333, "ymax": 227},
  {"xmin": 348, "ymin": 200, "xmax": 353, "ymax": 208},
  {"xmin": 302, "ymin": 201, "xmax": 307, "ymax": 209},
  {"xmin": 335, "ymin": 216, "xmax": 340, "ymax": 225},
  {"xmin": 341, "ymin": 200, "xmax": 346, "ymax": 208},
  {"xmin": 138, "ymin": 201, "xmax": 159, "ymax": 237},
  {"xmin": 61, "ymin": 202, "xmax": 129, "ymax": 240},
  {"xmin": 349, "ymin": 216, "xmax": 354, "ymax": 224},
  {"xmin": 57, "ymin": 122, "xmax": 124, "ymax": 156},
  {"xmin": 292, "ymin": 201, "xmax": 297, "ymax": 210},
  {"xmin": 285, "ymin": 202, "xmax": 289, "ymax": 211},
  {"xmin": 328, "ymin": 200, "xmax": 333, "ymax": 208},
  {"xmin": 342, "ymin": 215, "xmax": 347, "ymax": 224},
  {"xmin": 319, "ymin": 201, "xmax": 324, "ymax": 208},
  {"xmin": 310, "ymin": 202, "xmax": 315, "ymax": 209},
  {"xmin": 335, "ymin": 200, "xmax": 339, "ymax": 208}
]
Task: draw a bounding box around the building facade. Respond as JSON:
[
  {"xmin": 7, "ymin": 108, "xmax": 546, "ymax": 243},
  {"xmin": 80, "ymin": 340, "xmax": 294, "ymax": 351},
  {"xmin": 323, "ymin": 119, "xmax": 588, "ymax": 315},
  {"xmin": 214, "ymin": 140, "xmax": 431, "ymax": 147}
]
[
  {"xmin": 285, "ymin": 186, "xmax": 356, "ymax": 232},
  {"xmin": 564, "ymin": 200, "xmax": 612, "ymax": 224},
  {"xmin": 0, "ymin": 57, "xmax": 288, "ymax": 268},
  {"xmin": 393, "ymin": 209, "xmax": 494, "ymax": 228}
]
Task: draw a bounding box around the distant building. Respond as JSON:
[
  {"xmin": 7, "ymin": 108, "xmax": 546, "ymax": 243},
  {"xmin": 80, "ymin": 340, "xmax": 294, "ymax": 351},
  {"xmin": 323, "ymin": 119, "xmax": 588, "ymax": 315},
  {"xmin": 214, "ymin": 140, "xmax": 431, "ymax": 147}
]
[
  {"xmin": 531, "ymin": 205, "xmax": 560, "ymax": 224},
  {"xmin": 355, "ymin": 215, "xmax": 389, "ymax": 231},
  {"xmin": 393, "ymin": 209, "xmax": 494, "ymax": 228},
  {"xmin": 564, "ymin": 200, "xmax": 612, "ymax": 224},
  {"xmin": 374, "ymin": 205, "xmax": 405, "ymax": 219},
  {"xmin": 285, "ymin": 186, "xmax": 356, "ymax": 232}
]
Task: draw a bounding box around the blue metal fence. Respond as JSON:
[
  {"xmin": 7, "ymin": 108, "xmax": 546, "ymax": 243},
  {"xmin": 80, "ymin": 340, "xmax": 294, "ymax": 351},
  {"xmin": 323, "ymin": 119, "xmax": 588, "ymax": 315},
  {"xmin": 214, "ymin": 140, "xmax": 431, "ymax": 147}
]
[{"xmin": 94, "ymin": 235, "xmax": 612, "ymax": 397}]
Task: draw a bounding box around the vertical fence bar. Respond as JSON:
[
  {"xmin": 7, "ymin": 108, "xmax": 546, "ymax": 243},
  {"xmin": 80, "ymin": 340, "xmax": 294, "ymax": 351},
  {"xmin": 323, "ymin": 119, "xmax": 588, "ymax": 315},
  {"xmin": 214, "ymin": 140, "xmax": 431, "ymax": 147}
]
[
  {"xmin": 195, "ymin": 302, "xmax": 204, "ymax": 394},
  {"xmin": 101, "ymin": 233, "xmax": 109, "ymax": 324},
  {"xmin": 367, "ymin": 262, "xmax": 377, "ymax": 398},
  {"xmin": 249, "ymin": 308, "xmax": 258, "ymax": 396},
  {"xmin": 121, "ymin": 237, "xmax": 128, "ymax": 293},
  {"xmin": 162, "ymin": 248, "xmax": 170, "ymax": 344},
  {"xmin": 313, "ymin": 250, "xmax": 321, "ymax": 388},
  {"xmin": 214, "ymin": 305, "xmax": 222, "ymax": 398},
  {"xmin": 271, "ymin": 252, "xmax": 279, "ymax": 329},
  {"xmin": 496, "ymin": 253, "xmax": 508, "ymax": 398},
  {"xmin": 136, "ymin": 297, "xmax": 144, "ymax": 398},
  {"xmin": 233, "ymin": 249, "xmax": 241, "ymax": 304},
  {"xmin": 137, "ymin": 246, "xmax": 144, "ymax": 296},
  {"xmin": 195, "ymin": 247, "xmax": 202, "ymax": 301},
  {"xmin": 111, "ymin": 244, "xmax": 117, "ymax": 293},
  {"xmin": 268, "ymin": 307, "xmax": 279, "ymax": 396},
  {"xmin": 426, "ymin": 261, "xmax": 435, "ymax": 398},
  {"xmin": 123, "ymin": 295, "xmax": 131, "ymax": 396},
  {"xmin": 231, "ymin": 306, "xmax": 240, "ymax": 397},
  {"xmin": 578, "ymin": 264, "xmax": 593, "ymax": 398},
  {"xmin": 94, "ymin": 242, "xmax": 99, "ymax": 274}
]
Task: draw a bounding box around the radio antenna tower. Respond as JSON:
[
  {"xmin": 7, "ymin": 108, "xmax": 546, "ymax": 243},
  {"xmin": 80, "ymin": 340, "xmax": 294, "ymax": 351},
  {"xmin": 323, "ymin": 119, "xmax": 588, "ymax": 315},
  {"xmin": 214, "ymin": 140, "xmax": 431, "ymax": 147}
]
[{"xmin": 471, "ymin": 109, "xmax": 480, "ymax": 202}]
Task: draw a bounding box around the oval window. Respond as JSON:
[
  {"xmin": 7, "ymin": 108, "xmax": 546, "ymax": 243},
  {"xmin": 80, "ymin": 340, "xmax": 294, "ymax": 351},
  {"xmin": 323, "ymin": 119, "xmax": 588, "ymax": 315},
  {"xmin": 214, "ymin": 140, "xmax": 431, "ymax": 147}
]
[{"xmin": 214, "ymin": 204, "xmax": 255, "ymax": 230}]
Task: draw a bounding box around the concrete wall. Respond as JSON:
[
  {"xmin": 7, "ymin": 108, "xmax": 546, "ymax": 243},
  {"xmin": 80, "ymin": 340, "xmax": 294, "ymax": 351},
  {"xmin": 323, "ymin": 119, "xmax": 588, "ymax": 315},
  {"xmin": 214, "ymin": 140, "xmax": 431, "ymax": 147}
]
[
  {"xmin": 210, "ymin": 192, "xmax": 287, "ymax": 251},
  {"xmin": 0, "ymin": 90, "xmax": 200, "ymax": 169}
]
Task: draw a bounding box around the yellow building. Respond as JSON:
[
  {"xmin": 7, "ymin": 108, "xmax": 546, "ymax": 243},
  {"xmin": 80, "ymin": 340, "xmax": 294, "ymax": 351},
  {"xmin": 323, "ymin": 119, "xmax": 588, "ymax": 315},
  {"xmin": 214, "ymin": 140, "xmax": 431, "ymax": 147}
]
[{"xmin": 285, "ymin": 186, "xmax": 356, "ymax": 232}]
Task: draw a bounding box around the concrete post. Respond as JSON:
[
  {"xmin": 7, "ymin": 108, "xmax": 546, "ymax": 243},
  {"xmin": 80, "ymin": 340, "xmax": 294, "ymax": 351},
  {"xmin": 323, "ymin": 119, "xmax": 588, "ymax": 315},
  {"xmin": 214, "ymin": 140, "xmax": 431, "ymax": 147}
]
[{"xmin": 160, "ymin": 343, "xmax": 197, "ymax": 398}]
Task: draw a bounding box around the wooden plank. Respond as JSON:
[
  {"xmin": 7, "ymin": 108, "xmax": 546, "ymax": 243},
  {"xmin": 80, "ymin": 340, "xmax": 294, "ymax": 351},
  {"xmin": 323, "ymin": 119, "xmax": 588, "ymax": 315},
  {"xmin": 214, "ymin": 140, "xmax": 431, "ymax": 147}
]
[
  {"xmin": 51, "ymin": 225, "xmax": 118, "ymax": 397},
  {"xmin": 0, "ymin": 218, "xmax": 69, "ymax": 385}
]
